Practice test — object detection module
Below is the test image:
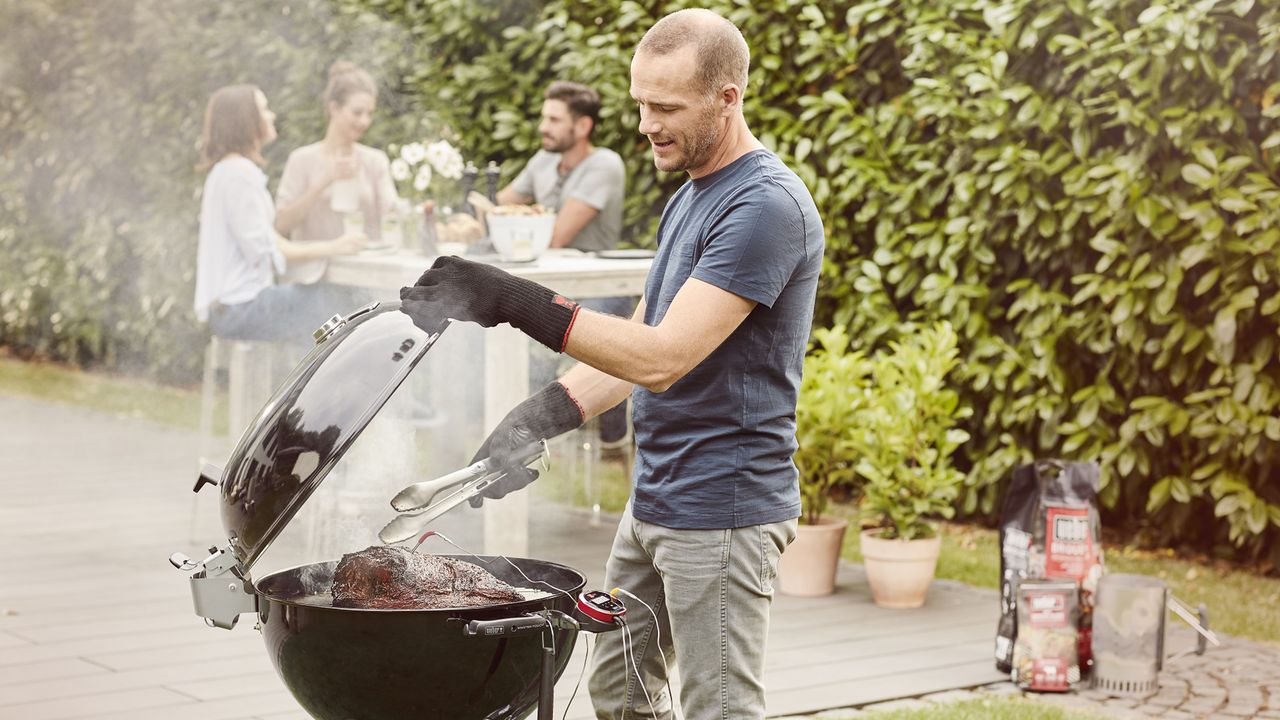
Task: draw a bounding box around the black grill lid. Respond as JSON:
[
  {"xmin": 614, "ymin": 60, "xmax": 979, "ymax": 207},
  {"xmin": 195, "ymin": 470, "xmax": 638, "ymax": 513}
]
[{"xmin": 217, "ymin": 302, "xmax": 445, "ymax": 570}]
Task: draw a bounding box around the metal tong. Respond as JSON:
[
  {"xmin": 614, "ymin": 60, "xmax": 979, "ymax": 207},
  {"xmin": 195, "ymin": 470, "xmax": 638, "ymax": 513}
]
[{"xmin": 378, "ymin": 440, "xmax": 547, "ymax": 546}]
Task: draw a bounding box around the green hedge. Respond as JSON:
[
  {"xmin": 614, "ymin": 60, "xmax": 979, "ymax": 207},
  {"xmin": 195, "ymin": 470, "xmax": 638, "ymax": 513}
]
[{"xmin": 4, "ymin": 0, "xmax": 1279, "ymax": 559}]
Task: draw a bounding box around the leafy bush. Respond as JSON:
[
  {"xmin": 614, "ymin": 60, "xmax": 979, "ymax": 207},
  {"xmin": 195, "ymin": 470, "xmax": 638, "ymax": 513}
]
[
  {"xmin": 855, "ymin": 323, "xmax": 971, "ymax": 541},
  {"xmin": 794, "ymin": 325, "xmax": 871, "ymax": 525},
  {"xmin": 790, "ymin": 0, "xmax": 1280, "ymax": 560}
]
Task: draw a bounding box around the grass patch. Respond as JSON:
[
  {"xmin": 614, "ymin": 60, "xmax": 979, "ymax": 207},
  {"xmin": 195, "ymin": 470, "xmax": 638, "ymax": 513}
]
[
  {"xmin": 532, "ymin": 434, "xmax": 633, "ymax": 512},
  {"xmin": 3, "ymin": 355, "xmax": 1277, "ymax": 646},
  {"xmin": 832, "ymin": 696, "xmax": 1106, "ymax": 719},
  {"xmin": 0, "ymin": 355, "xmax": 216, "ymax": 430}
]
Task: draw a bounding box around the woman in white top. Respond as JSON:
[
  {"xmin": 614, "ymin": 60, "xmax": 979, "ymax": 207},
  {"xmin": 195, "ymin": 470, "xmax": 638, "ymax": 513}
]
[
  {"xmin": 274, "ymin": 62, "xmax": 399, "ymax": 284},
  {"xmin": 193, "ymin": 84, "xmax": 364, "ymax": 342}
]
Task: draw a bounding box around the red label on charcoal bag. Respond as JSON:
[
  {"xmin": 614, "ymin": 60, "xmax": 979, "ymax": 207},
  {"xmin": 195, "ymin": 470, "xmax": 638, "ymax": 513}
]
[
  {"xmin": 1045, "ymin": 507, "xmax": 1092, "ymax": 578},
  {"xmin": 1032, "ymin": 658, "xmax": 1070, "ymax": 691},
  {"xmin": 1026, "ymin": 591, "xmax": 1068, "ymax": 628}
]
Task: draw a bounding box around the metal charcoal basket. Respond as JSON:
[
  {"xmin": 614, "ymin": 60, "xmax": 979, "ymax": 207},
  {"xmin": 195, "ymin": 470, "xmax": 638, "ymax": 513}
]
[
  {"xmin": 1092, "ymin": 572, "xmax": 1219, "ymax": 697},
  {"xmin": 1092, "ymin": 573, "xmax": 1165, "ymax": 696}
]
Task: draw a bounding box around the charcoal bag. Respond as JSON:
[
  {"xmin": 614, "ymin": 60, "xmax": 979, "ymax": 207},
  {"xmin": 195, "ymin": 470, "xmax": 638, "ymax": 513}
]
[{"xmin": 994, "ymin": 460, "xmax": 1104, "ymax": 679}]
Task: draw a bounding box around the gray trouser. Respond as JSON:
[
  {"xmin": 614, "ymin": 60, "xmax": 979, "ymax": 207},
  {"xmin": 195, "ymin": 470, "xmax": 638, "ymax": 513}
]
[{"xmin": 588, "ymin": 505, "xmax": 797, "ymax": 720}]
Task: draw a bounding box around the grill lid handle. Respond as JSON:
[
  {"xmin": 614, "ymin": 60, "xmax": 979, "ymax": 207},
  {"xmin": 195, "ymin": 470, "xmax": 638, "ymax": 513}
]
[{"xmin": 193, "ymin": 463, "xmax": 222, "ymax": 493}]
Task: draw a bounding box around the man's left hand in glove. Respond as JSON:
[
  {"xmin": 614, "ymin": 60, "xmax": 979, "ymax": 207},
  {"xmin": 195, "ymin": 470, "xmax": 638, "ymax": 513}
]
[
  {"xmin": 400, "ymin": 255, "xmax": 581, "ymax": 352},
  {"xmin": 469, "ymin": 380, "xmax": 585, "ymax": 507}
]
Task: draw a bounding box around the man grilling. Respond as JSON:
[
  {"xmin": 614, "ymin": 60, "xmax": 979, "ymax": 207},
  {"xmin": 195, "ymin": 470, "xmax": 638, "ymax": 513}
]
[{"xmin": 400, "ymin": 8, "xmax": 824, "ymax": 719}]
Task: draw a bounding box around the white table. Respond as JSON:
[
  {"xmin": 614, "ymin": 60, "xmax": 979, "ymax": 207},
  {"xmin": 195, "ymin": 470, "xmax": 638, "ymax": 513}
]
[{"xmin": 327, "ymin": 248, "xmax": 651, "ymax": 556}]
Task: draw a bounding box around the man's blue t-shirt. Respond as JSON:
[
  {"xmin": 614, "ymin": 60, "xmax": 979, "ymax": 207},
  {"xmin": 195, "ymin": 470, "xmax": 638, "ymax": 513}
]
[{"xmin": 630, "ymin": 149, "xmax": 825, "ymax": 530}]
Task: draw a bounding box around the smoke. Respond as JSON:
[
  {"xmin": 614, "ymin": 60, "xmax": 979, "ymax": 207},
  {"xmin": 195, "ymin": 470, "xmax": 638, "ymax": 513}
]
[
  {"xmin": 0, "ymin": 0, "xmax": 503, "ymax": 569},
  {"xmin": 4, "ymin": 1, "xmax": 601, "ymax": 573},
  {"xmin": 0, "ymin": 0, "xmax": 422, "ymax": 385}
]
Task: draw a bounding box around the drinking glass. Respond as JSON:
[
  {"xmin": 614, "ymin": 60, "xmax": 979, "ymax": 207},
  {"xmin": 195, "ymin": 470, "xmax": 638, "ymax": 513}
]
[{"xmin": 343, "ymin": 210, "xmax": 365, "ymax": 238}]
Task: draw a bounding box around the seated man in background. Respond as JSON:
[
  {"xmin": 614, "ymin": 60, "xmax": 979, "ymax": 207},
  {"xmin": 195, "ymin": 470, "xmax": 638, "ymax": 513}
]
[
  {"xmin": 473, "ymin": 80, "xmax": 633, "ymax": 455},
  {"xmin": 478, "ymin": 80, "xmax": 625, "ymax": 254}
]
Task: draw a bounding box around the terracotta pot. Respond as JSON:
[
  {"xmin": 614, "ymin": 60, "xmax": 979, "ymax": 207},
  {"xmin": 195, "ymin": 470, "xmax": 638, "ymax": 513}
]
[
  {"xmin": 860, "ymin": 527, "xmax": 942, "ymax": 609},
  {"xmin": 778, "ymin": 516, "xmax": 849, "ymax": 597}
]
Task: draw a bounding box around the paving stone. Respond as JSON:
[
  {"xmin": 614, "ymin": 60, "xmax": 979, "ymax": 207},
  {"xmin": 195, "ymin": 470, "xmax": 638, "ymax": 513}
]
[
  {"xmin": 1138, "ymin": 704, "xmax": 1168, "ymax": 715},
  {"xmin": 1218, "ymin": 704, "xmax": 1263, "ymax": 718},
  {"xmin": 1256, "ymin": 711, "xmax": 1280, "ymax": 719},
  {"xmin": 1155, "ymin": 711, "xmax": 1195, "ymax": 720},
  {"xmin": 1182, "ymin": 699, "xmax": 1226, "ymax": 715},
  {"xmin": 1148, "ymin": 690, "xmax": 1189, "ymax": 707},
  {"xmin": 1103, "ymin": 697, "xmax": 1140, "ymax": 708},
  {"xmin": 1182, "ymin": 681, "xmax": 1223, "ymax": 696},
  {"xmin": 979, "ymin": 681, "xmax": 1022, "ymax": 696}
]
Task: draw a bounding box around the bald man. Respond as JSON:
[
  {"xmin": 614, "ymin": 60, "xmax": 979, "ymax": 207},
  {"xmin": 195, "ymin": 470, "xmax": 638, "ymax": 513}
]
[{"xmin": 401, "ymin": 9, "xmax": 824, "ymax": 718}]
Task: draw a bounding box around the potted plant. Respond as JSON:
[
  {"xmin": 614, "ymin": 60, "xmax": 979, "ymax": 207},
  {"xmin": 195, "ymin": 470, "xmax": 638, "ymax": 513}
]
[
  {"xmin": 853, "ymin": 321, "xmax": 970, "ymax": 608},
  {"xmin": 778, "ymin": 326, "xmax": 869, "ymax": 596}
]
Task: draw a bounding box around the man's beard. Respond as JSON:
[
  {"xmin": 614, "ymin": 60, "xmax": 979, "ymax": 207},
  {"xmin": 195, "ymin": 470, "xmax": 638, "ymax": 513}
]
[
  {"xmin": 542, "ymin": 131, "xmax": 575, "ymax": 154},
  {"xmin": 659, "ymin": 102, "xmax": 720, "ymax": 173},
  {"xmin": 675, "ymin": 124, "xmax": 718, "ymax": 172}
]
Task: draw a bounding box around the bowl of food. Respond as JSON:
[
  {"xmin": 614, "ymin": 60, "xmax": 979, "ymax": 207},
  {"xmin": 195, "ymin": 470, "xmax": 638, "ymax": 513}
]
[{"xmin": 487, "ymin": 204, "xmax": 556, "ymax": 262}]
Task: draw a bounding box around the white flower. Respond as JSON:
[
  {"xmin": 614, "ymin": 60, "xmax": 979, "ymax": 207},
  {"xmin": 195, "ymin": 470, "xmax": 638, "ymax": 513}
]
[
  {"xmin": 425, "ymin": 140, "xmax": 464, "ymax": 180},
  {"xmin": 390, "ymin": 158, "xmax": 411, "ymax": 182},
  {"xmin": 413, "ymin": 163, "xmax": 432, "ymax": 192},
  {"xmin": 400, "ymin": 142, "xmax": 426, "ymax": 165}
]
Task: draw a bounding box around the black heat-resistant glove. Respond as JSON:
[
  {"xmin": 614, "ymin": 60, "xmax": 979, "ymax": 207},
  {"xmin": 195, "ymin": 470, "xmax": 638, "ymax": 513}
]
[
  {"xmin": 469, "ymin": 381, "xmax": 585, "ymax": 507},
  {"xmin": 399, "ymin": 255, "xmax": 582, "ymax": 352}
]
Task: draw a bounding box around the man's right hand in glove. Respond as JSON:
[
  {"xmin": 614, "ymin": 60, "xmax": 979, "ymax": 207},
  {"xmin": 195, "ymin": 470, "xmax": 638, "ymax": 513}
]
[
  {"xmin": 470, "ymin": 381, "xmax": 585, "ymax": 507},
  {"xmin": 400, "ymin": 256, "xmax": 581, "ymax": 353}
]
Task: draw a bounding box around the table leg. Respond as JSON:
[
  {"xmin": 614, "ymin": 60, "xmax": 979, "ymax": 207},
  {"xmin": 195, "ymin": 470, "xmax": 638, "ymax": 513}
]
[{"xmin": 483, "ymin": 324, "xmax": 530, "ymax": 556}]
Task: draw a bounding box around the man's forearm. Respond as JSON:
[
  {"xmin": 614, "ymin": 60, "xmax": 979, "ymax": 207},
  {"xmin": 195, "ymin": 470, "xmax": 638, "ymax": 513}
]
[
  {"xmin": 496, "ymin": 185, "xmax": 530, "ymax": 206},
  {"xmin": 562, "ymin": 280, "xmax": 755, "ymax": 393},
  {"xmin": 562, "ymin": 311, "xmax": 681, "ymax": 392},
  {"xmin": 559, "ymin": 362, "xmax": 633, "ymax": 420}
]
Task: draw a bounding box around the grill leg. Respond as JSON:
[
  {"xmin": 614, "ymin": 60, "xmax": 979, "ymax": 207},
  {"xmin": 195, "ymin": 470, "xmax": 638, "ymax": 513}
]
[{"xmin": 539, "ymin": 641, "xmax": 555, "ymax": 720}]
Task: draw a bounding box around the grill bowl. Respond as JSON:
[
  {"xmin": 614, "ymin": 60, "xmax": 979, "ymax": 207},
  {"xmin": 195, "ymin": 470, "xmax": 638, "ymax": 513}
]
[{"xmin": 254, "ymin": 555, "xmax": 586, "ymax": 720}]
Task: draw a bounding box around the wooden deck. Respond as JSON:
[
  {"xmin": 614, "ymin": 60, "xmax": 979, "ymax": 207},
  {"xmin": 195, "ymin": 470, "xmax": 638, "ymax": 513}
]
[{"xmin": 0, "ymin": 393, "xmax": 1002, "ymax": 719}]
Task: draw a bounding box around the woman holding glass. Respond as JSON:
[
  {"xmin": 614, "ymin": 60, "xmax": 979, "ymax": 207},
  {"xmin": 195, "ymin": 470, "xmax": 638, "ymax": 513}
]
[
  {"xmin": 193, "ymin": 84, "xmax": 365, "ymax": 342},
  {"xmin": 274, "ymin": 61, "xmax": 401, "ymax": 284}
]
